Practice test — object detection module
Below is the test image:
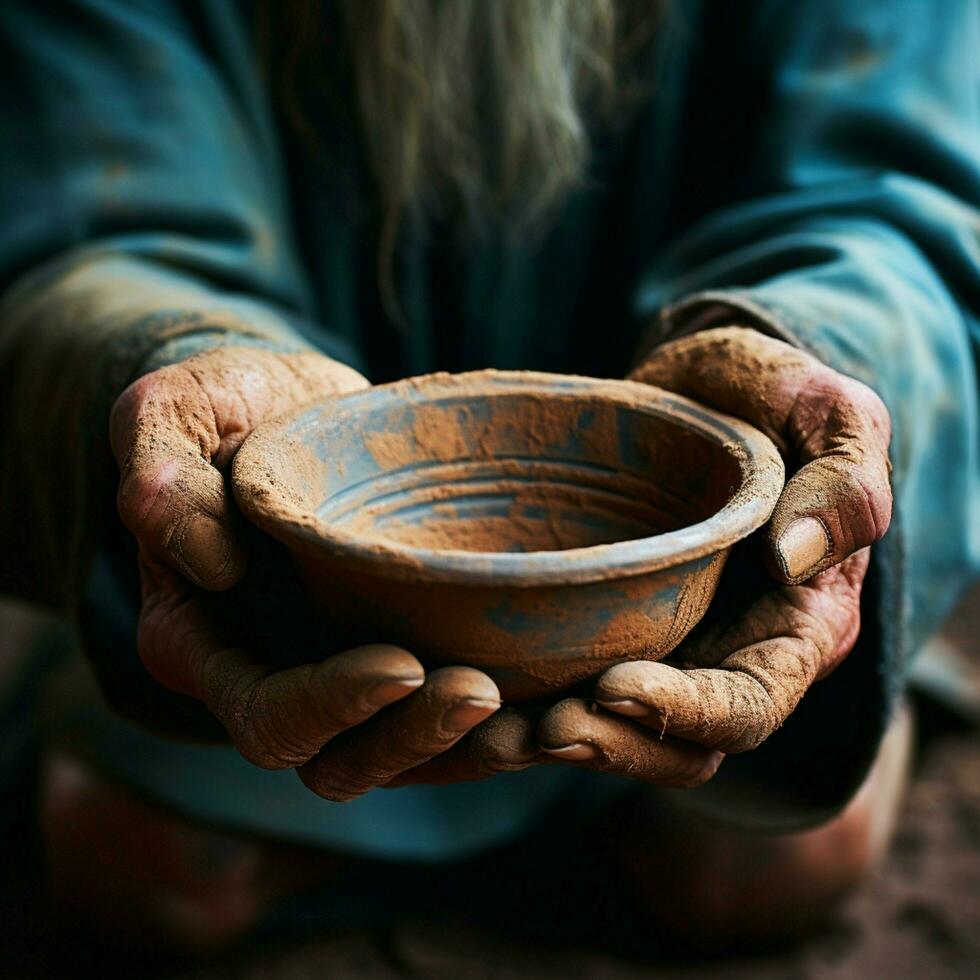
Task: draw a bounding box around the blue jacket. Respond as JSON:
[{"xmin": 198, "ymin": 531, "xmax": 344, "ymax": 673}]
[{"xmin": 0, "ymin": 0, "xmax": 976, "ymax": 851}]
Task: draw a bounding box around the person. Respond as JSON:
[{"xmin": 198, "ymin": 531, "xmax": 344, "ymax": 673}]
[{"xmin": 1, "ymin": 0, "xmax": 977, "ymax": 954}]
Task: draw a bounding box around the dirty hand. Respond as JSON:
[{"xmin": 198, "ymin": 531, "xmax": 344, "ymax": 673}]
[
  {"xmin": 536, "ymin": 326, "xmax": 893, "ymax": 786},
  {"xmin": 110, "ymin": 347, "xmax": 501, "ymax": 801}
]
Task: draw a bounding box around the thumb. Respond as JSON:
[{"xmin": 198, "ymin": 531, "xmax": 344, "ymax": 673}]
[
  {"xmin": 630, "ymin": 327, "xmax": 893, "ymax": 584},
  {"xmin": 110, "ymin": 347, "xmax": 367, "ymax": 589},
  {"xmin": 765, "ymin": 375, "xmax": 892, "ymax": 583}
]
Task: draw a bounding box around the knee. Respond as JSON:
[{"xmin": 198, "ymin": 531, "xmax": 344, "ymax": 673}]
[
  {"xmin": 39, "ymin": 750, "xmax": 269, "ymax": 953},
  {"xmin": 623, "ymin": 812, "xmax": 877, "ymax": 947},
  {"xmin": 615, "ymin": 707, "xmax": 912, "ymax": 948}
]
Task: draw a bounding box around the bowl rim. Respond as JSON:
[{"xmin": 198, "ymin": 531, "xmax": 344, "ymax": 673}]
[{"xmin": 232, "ymin": 370, "xmax": 785, "ymax": 587}]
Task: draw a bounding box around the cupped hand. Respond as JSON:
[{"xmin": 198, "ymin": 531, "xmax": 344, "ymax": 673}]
[
  {"xmin": 110, "ymin": 347, "xmax": 502, "ymax": 801},
  {"xmin": 535, "ymin": 326, "xmax": 893, "ymax": 786}
]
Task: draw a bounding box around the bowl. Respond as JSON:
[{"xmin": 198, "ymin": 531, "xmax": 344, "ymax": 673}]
[{"xmin": 232, "ymin": 370, "xmax": 784, "ymax": 700}]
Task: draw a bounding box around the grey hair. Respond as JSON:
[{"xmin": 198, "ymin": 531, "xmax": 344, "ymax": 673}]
[
  {"xmin": 341, "ymin": 0, "xmax": 622, "ymax": 238},
  {"xmin": 266, "ymin": 1, "xmax": 660, "ymax": 312}
]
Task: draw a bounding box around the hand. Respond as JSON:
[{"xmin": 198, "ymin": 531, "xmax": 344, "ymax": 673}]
[
  {"xmin": 535, "ymin": 326, "xmax": 892, "ymax": 785},
  {"xmin": 110, "ymin": 346, "xmax": 502, "ymax": 801}
]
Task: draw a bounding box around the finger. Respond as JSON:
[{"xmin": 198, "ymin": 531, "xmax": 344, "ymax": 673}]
[
  {"xmin": 113, "ymin": 371, "xmax": 246, "ymax": 589},
  {"xmin": 595, "ymin": 648, "xmax": 812, "ymax": 754},
  {"xmin": 765, "ymin": 382, "xmax": 891, "ymax": 582},
  {"xmin": 203, "ymin": 645, "xmax": 426, "ymax": 771},
  {"xmin": 137, "ymin": 557, "xmax": 424, "ymax": 768},
  {"xmin": 298, "ymin": 667, "xmax": 501, "ymax": 801},
  {"xmin": 110, "ymin": 349, "xmax": 367, "ymax": 589},
  {"xmin": 386, "ymin": 708, "xmax": 541, "ymax": 786},
  {"xmin": 594, "ymin": 553, "xmax": 867, "ymax": 752},
  {"xmin": 630, "ymin": 326, "xmax": 892, "ymax": 582},
  {"xmin": 676, "ymin": 548, "xmax": 869, "ymax": 670},
  {"xmin": 537, "ymin": 699, "xmax": 722, "ymax": 789}
]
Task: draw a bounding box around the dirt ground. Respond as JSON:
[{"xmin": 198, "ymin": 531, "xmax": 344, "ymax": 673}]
[{"xmin": 1, "ymin": 589, "xmax": 978, "ymax": 980}]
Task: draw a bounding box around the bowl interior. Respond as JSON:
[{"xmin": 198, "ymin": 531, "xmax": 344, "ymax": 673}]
[{"xmin": 305, "ymin": 384, "xmax": 743, "ymax": 555}]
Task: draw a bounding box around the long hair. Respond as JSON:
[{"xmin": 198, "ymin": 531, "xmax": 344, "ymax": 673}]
[{"xmin": 261, "ymin": 1, "xmax": 661, "ymax": 312}]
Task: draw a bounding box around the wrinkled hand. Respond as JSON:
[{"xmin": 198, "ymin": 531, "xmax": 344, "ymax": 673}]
[
  {"xmin": 110, "ymin": 347, "xmax": 502, "ymax": 801},
  {"xmin": 535, "ymin": 326, "xmax": 893, "ymax": 786}
]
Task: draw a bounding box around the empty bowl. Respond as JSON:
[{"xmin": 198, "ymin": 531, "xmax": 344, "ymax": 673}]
[{"xmin": 232, "ymin": 370, "xmax": 784, "ymax": 700}]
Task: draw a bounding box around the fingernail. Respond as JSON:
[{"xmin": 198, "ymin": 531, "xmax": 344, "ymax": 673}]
[
  {"xmin": 444, "ymin": 699, "xmax": 499, "ymax": 731},
  {"xmin": 177, "ymin": 514, "xmax": 233, "ymax": 584},
  {"xmin": 595, "ymin": 697, "xmax": 649, "ymax": 718},
  {"xmin": 368, "ymin": 677, "xmax": 424, "ymax": 707},
  {"xmin": 776, "ymin": 517, "xmax": 831, "ymax": 580},
  {"xmin": 542, "ymin": 742, "xmax": 599, "ymax": 761}
]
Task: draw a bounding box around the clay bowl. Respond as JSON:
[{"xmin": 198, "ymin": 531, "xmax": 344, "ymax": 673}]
[{"xmin": 232, "ymin": 370, "xmax": 784, "ymax": 700}]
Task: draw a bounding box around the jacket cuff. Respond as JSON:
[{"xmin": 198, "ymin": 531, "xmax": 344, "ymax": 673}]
[{"xmin": 641, "ymin": 289, "xmax": 803, "ymax": 352}]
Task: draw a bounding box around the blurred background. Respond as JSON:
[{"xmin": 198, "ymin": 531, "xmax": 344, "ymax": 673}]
[{"xmin": 1, "ymin": 585, "xmax": 977, "ymax": 979}]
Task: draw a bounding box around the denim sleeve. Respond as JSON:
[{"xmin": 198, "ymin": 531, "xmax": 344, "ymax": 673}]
[
  {"xmin": 635, "ymin": 0, "xmax": 980, "ymax": 827},
  {"xmin": 0, "ymin": 0, "xmax": 361, "ymax": 607}
]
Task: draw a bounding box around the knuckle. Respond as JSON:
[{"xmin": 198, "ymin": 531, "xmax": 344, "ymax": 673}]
[
  {"xmin": 236, "ymin": 727, "xmax": 307, "ymax": 770},
  {"xmin": 862, "ymin": 476, "xmax": 892, "ymax": 541},
  {"xmin": 216, "ymin": 679, "xmax": 304, "ymax": 770},
  {"xmin": 869, "ymin": 393, "xmax": 891, "ymax": 434},
  {"xmin": 474, "ymin": 711, "xmax": 537, "ymax": 769},
  {"xmin": 234, "ymin": 737, "xmax": 285, "ymax": 770},
  {"xmin": 670, "ymin": 770, "xmax": 704, "ymax": 789},
  {"xmin": 675, "ymin": 754, "xmax": 723, "ymax": 788},
  {"xmin": 252, "ymin": 715, "xmax": 320, "ymax": 770},
  {"xmin": 830, "ymin": 377, "xmax": 893, "ymax": 455},
  {"xmin": 722, "ymin": 668, "xmax": 784, "ymax": 748},
  {"xmin": 847, "ymin": 378, "xmax": 891, "ymax": 431},
  {"xmin": 116, "ymin": 465, "xmax": 168, "ymax": 532},
  {"xmin": 721, "ymin": 727, "xmax": 769, "ymax": 754},
  {"xmin": 298, "ymin": 763, "xmax": 365, "ymax": 803},
  {"xmin": 836, "ymin": 467, "xmax": 891, "ymax": 546},
  {"xmin": 318, "ymin": 752, "xmax": 393, "ymax": 799},
  {"xmin": 208, "ymin": 668, "xmax": 250, "ymax": 725},
  {"xmin": 110, "ymin": 368, "xmax": 182, "ymax": 443},
  {"xmin": 318, "ymin": 787, "xmax": 362, "ymax": 803},
  {"xmin": 112, "ymin": 373, "xmax": 161, "ymax": 421}
]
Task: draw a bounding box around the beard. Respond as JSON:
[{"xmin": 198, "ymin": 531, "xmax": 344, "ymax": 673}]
[
  {"xmin": 338, "ymin": 0, "xmax": 658, "ymax": 234},
  {"xmin": 263, "ymin": 0, "xmax": 660, "ymax": 310}
]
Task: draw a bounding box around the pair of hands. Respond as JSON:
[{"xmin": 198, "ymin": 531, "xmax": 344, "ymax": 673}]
[{"xmin": 109, "ymin": 327, "xmax": 892, "ymax": 801}]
